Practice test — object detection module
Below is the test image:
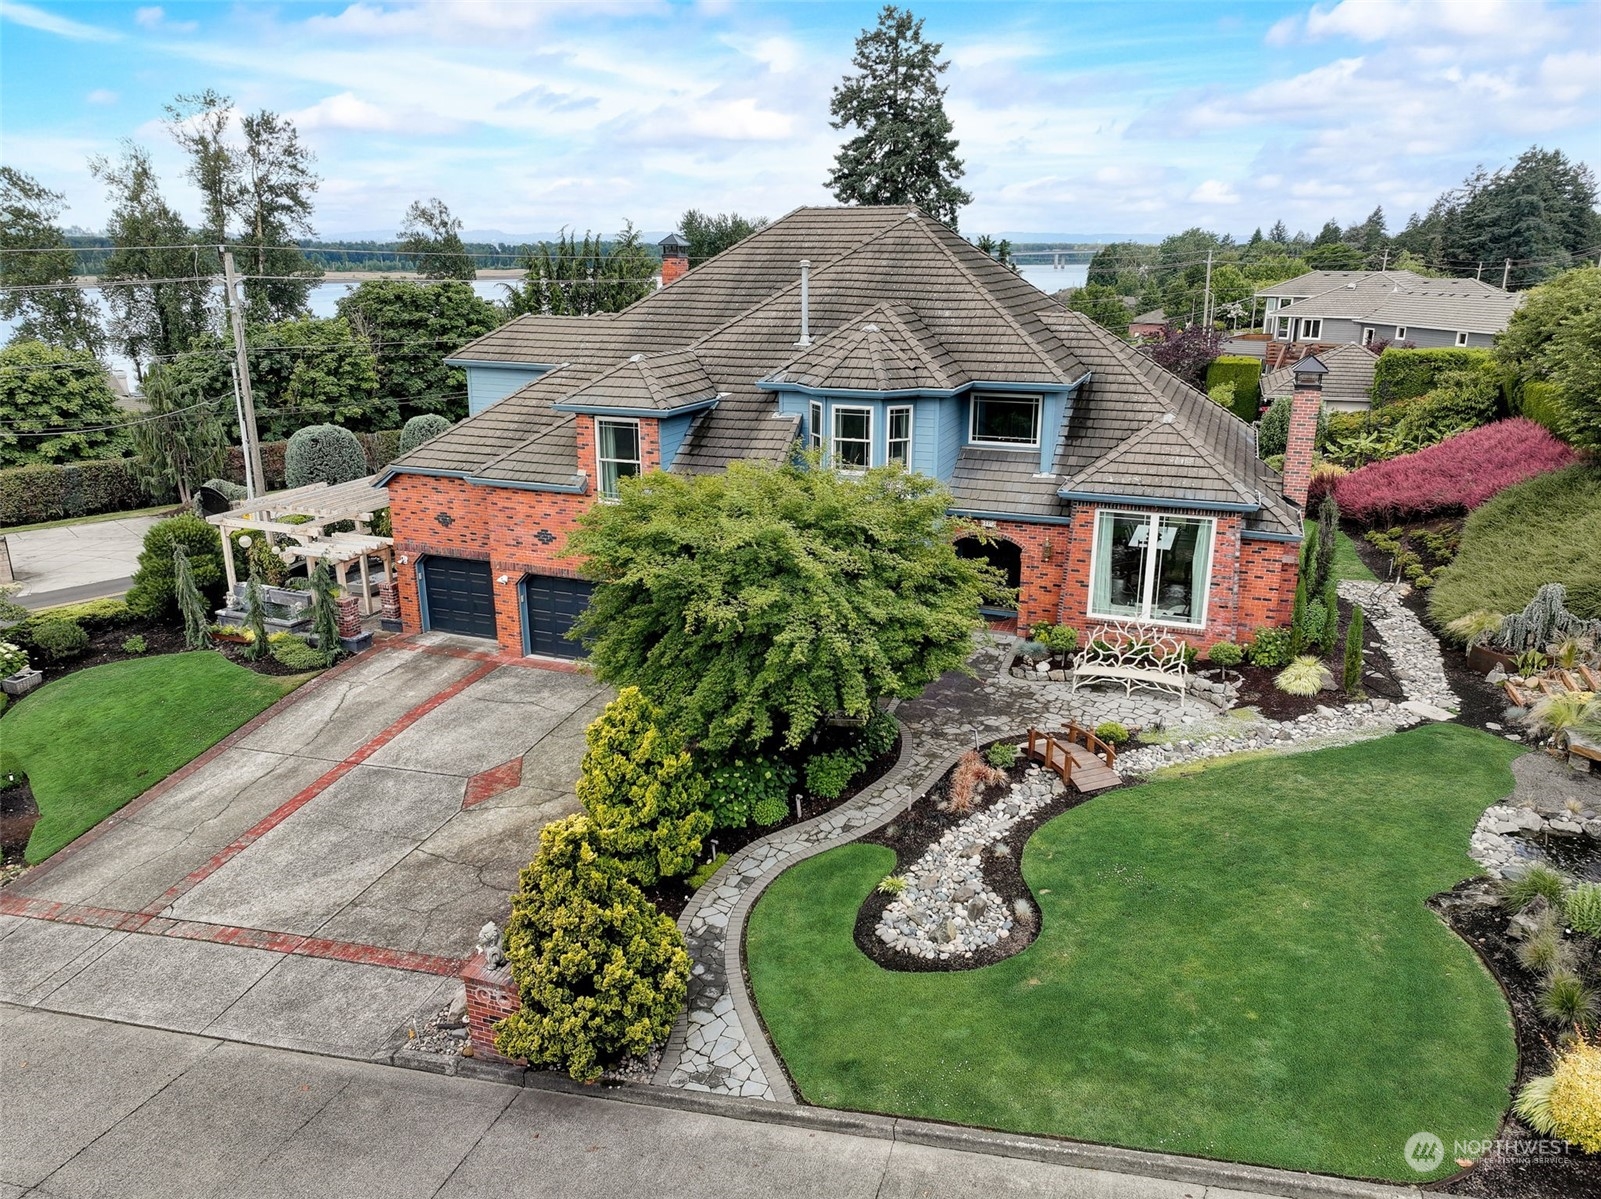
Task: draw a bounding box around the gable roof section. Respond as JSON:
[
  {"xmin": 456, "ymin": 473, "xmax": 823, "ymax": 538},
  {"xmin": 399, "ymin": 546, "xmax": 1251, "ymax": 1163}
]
[
  {"xmin": 1267, "ymin": 270, "xmax": 1522, "ymax": 332},
  {"xmin": 763, "ymin": 303, "xmax": 965, "ymax": 392},
  {"xmin": 1060, "ymin": 411, "xmax": 1261, "ymax": 509},
  {"xmin": 557, "ymin": 349, "xmax": 719, "ymax": 413}
]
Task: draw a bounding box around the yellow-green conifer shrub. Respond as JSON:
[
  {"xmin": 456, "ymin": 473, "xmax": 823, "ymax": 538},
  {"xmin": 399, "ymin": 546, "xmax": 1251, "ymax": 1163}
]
[{"xmin": 1548, "ymin": 1039, "xmax": 1601, "ymax": 1154}]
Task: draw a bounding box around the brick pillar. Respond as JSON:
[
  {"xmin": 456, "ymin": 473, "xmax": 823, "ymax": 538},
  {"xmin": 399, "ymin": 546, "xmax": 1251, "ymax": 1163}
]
[
  {"xmin": 1281, "ymin": 356, "xmax": 1326, "ymax": 511},
  {"xmin": 661, "ymin": 252, "xmax": 688, "ymax": 286},
  {"xmin": 460, "ymin": 952, "xmax": 522, "ymax": 1062},
  {"xmin": 377, "ymin": 582, "xmax": 401, "ymax": 622},
  {"xmin": 334, "ymin": 595, "xmax": 362, "ymax": 639}
]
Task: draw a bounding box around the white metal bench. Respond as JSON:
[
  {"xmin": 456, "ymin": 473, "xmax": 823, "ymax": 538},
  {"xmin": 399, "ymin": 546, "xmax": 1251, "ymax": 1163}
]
[{"xmin": 1069, "ymin": 621, "xmax": 1189, "ymax": 708}]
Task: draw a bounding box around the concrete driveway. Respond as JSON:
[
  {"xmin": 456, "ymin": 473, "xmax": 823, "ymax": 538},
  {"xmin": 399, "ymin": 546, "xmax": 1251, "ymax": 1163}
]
[{"xmin": 0, "ymin": 634, "xmax": 609, "ymax": 1059}]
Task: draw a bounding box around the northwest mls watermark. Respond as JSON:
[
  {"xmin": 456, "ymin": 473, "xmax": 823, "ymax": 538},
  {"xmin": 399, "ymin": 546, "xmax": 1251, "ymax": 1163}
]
[{"xmin": 1405, "ymin": 1130, "xmax": 1573, "ymax": 1173}]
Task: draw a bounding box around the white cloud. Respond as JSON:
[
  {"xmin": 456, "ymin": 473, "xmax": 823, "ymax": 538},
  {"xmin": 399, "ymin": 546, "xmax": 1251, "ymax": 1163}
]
[
  {"xmin": 85, "ymin": 88, "xmax": 118, "ymax": 105},
  {"xmin": 1188, "ymin": 179, "xmax": 1240, "ymax": 205},
  {"xmin": 134, "ymin": 5, "xmax": 198, "ymax": 34},
  {"xmin": 0, "ymin": 1, "xmax": 118, "ymax": 41}
]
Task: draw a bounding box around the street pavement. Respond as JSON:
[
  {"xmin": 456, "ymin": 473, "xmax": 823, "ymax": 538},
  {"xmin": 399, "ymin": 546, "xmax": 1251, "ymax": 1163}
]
[
  {"xmin": 0, "ymin": 637, "xmax": 607, "ymax": 1060},
  {"xmin": 2, "ymin": 514, "xmax": 165, "ymax": 609},
  {"xmin": 0, "ymin": 1004, "xmax": 1290, "ymax": 1199}
]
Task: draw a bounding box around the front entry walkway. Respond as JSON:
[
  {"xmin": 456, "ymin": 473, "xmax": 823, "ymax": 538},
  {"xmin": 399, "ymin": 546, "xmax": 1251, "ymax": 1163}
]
[{"xmin": 0, "ymin": 634, "xmax": 610, "ymax": 1059}]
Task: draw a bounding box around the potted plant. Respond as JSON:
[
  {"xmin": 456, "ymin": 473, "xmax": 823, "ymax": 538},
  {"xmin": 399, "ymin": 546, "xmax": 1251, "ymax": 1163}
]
[{"xmin": 0, "ymin": 640, "xmax": 40, "ymax": 696}]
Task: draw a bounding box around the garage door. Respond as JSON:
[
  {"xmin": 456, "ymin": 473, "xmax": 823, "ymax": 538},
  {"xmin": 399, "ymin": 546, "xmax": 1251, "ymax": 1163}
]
[
  {"xmin": 521, "ymin": 575, "xmax": 592, "ymax": 659},
  {"xmin": 420, "ymin": 556, "xmax": 497, "ymax": 640}
]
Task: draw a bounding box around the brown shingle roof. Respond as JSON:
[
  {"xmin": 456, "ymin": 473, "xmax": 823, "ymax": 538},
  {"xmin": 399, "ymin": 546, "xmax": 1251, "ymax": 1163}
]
[{"xmin": 560, "ymin": 350, "xmax": 718, "ymax": 412}]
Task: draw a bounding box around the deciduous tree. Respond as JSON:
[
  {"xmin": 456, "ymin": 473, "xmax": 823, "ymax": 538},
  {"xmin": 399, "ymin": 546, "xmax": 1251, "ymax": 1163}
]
[
  {"xmin": 568, "ymin": 459, "xmax": 997, "ymax": 752},
  {"xmin": 397, "ymin": 198, "xmax": 476, "ymax": 280},
  {"xmin": 678, "ymin": 209, "xmax": 768, "ymax": 266},
  {"xmin": 0, "ymin": 167, "xmax": 103, "ymax": 352},
  {"xmin": 1066, "ymin": 284, "xmax": 1130, "ymax": 335},
  {"xmin": 248, "ymin": 317, "xmax": 381, "ymax": 435},
  {"xmin": 826, "ymin": 5, "xmax": 971, "ymax": 227},
  {"xmin": 335, "ymin": 279, "xmax": 501, "ymax": 420},
  {"xmin": 0, "ymin": 340, "xmax": 124, "ymax": 466},
  {"xmin": 1496, "ymin": 265, "xmax": 1601, "ymax": 451}
]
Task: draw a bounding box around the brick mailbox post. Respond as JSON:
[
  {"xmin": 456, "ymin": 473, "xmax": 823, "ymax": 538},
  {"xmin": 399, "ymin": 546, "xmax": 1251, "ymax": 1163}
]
[{"xmin": 459, "ymin": 952, "xmax": 523, "ymax": 1062}]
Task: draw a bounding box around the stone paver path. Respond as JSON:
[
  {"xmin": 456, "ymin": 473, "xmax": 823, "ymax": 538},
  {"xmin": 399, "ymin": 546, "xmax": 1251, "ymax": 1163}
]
[{"xmin": 657, "ymin": 583, "xmax": 1464, "ymax": 1102}]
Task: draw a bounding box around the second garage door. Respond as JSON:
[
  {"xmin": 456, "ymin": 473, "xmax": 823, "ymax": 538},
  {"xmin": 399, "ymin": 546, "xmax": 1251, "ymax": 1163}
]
[
  {"xmin": 420, "ymin": 556, "xmax": 497, "ymax": 640},
  {"xmin": 521, "ymin": 574, "xmax": 592, "ymax": 658}
]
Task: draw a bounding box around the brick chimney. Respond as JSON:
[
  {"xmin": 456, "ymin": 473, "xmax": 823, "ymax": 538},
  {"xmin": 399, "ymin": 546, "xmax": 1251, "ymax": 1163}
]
[
  {"xmin": 658, "ymin": 232, "xmax": 689, "ymax": 287},
  {"xmin": 1282, "ymin": 353, "xmax": 1326, "ymax": 510}
]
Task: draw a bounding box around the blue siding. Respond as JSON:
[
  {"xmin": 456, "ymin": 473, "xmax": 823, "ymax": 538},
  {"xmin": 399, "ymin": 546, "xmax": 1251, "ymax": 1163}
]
[
  {"xmin": 658, "ymin": 411, "xmax": 698, "ymax": 468},
  {"xmin": 1038, "ymin": 393, "xmax": 1067, "ymax": 474},
  {"xmin": 465, "ymin": 364, "xmax": 549, "ymax": 416},
  {"xmin": 935, "ymin": 395, "xmax": 963, "ymax": 479}
]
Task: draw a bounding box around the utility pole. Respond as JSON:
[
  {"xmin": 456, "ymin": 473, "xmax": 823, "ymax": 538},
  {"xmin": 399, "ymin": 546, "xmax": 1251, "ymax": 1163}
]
[
  {"xmin": 1202, "ymin": 248, "xmax": 1213, "ymax": 329},
  {"xmin": 221, "ymin": 249, "xmax": 266, "ymax": 498},
  {"xmin": 1501, "ymin": 258, "xmax": 1511, "ymax": 289}
]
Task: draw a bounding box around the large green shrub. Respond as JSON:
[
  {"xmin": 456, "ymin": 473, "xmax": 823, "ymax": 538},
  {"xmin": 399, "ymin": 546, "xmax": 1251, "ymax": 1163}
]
[
  {"xmin": 1256, "ymin": 394, "xmax": 1327, "ymax": 459},
  {"xmin": 0, "ymin": 457, "xmax": 156, "ymax": 526},
  {"xmin": 804, "ymin": 750, "xmax": 861, "ymax": 801},
  {"xmin": 30, "ymin": 618, "xmax": 88, "ymax": 660},
  {"xmin": 126, "ymin": 513, "xmax": 227, "ymax": 618},
  {"xmin": 576, "ymin": 688, "xmax": 712, "ymax": 883},
  {"xmin": 283, "ymin": 424, "xmax": 367, "ymax": 489},
  {"xmin": 1371, "ymin": 347, "xmax": 1498, "ymax": 407},
  {"xmin": 496, "ymin": 814, "xmax": 691, "ymax": 1082},
  {"xmin": 0, "ymin": 340, "xmax": 126, "ymax": 467},
  {"xmin": 1428, "ymin": 463, "xmax": 1601, "ymax": 628},
  {"xmin": 1205, "ymin": 355, "xmax": 1262, "ymax": 421},
  {"xmin": 703, "ymin": 755, "xmax": 796, "ymax": 829},
  {"xmin": 398, "ymin": 414, "xmax": 451, "ymax": 455},
  {"xmin": 1516, "ymin": 380, "xmax": 1570, "ymax": 436}
]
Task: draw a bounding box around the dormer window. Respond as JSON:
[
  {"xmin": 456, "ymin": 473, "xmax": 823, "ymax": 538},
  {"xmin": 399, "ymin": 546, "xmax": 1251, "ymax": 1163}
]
[
  {"xmin": 596, "ymin": 419, "xmax": 641, "ymax": 498},
  {"xmin": 970, "ymin": 394, "xmax": 1040, "ymax": 448}
]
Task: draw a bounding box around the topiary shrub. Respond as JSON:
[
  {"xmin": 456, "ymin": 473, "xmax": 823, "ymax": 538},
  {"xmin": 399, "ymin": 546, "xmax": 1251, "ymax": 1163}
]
[
  {"xmin": 496, "ymin": 814, "xmax": 690, "ymax": 1082},
  {"xmin": 1207, "ymin": 641, "xmax": 1243, "ymax": 669},
  {"xmin": 576, "ymin": 688, "xmax": 711, "ymax": 884},
  {"xmin": 283, "ymin": 424, "xmax": 367, "ymax": 489},
  {"xmin": 126, "ymin": 513, "xmax": 227, "ymax": 618},
  {"xmin": 398, "ymin": 414, "xmax": 451, "ymax": 454},
  {"xmin": 703, "ymin": 755, "xmax": 796, "ymax": 829}
]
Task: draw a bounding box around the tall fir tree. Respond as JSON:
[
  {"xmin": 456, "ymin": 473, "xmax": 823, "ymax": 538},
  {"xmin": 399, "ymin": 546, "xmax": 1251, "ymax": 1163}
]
[{"xmin": 826, "ymin": 6, "xmax": 971, "ymax": 227}]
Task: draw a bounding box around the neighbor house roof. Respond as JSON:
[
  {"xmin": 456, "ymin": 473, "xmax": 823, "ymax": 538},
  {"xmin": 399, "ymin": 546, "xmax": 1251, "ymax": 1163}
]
[
  {"xmin": 385, "ymin": 205, "xmax": 1298, "ymax": 537},
  {"xmin": 1259, "ymin": 269, "xmax": 1522, "ymax": 334},
  {"xmin": 1262, "ymin": 342, "xmax": 1378, "ymax": 407}
]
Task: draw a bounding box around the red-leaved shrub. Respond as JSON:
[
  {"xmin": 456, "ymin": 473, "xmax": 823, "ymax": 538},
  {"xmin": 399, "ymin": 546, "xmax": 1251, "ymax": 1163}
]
[{"xmin": 1332, "ymin": 418, "xmax": 1579, "ymax": 526}]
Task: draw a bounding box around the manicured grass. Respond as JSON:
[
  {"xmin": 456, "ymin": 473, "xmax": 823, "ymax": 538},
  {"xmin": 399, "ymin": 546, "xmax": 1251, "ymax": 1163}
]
[
  {"xmin": 1307, "ymin": 519, "xmax": 1377, "ymax": 583},
  {"xmin": 1, "ymin": 653, "xmax": 307, "ymax": 862},
  {"xmin": 1, "ymin": 502, "xmax": 179, "ymax": 535},
  {"xmin": 748, "ymin": 725, "xmax": 1521, "ymax": 1182}
]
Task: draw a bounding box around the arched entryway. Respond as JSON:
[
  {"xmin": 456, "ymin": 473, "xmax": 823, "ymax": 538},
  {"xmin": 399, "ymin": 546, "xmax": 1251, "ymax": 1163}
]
[{"xmin": 955, "ymin": 536, "xmax": 1022, "ymax": 617}]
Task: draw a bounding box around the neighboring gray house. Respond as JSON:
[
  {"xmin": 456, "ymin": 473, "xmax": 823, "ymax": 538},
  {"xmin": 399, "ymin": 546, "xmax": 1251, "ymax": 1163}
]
[
  {"xmin": 1262, "ymin": 343, "xmax": 1379, "ymax": 414},
  {"xmin": 1257, "ymin": 270, "xmax": 1522, "ymax": 349}
]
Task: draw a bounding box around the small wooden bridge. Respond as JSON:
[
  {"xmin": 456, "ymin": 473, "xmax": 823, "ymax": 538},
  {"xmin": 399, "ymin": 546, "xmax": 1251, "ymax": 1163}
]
[{"xmin": 1025, "ymin": 723, "xmax": 1123, "ymax": 794}]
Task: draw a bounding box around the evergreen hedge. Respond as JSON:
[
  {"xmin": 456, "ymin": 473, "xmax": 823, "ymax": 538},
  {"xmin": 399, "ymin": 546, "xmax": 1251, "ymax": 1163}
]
[
  {"xmin": 284, "ymin": 424, "xmax": 367, "ymax": 489},
  {"xmin": 0, "ymin": 458, "xmax": 160, "ymax": 526},
  {"xmin": 1206, "ymin": 355, "xmax": 1263, "ymax": 421},
  {"xmin": 1371, "ymin": 347, "xmax": 1498, "ymax": 407}
]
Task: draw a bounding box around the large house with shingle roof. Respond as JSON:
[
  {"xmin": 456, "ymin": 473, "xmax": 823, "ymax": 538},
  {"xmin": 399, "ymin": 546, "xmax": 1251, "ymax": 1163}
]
[
  {"xmin": 382, "ymin": 206, "xmax": 1316, "ymax": 659},
  {"xmin": 1257, "ymin": 269, "xmax": 1522, "ymax": 349}
]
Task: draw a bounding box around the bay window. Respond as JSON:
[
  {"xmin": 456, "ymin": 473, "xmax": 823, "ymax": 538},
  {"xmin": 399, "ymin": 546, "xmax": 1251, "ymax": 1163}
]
[
  {"xmin": 831, "ymin": 405, "xmax": 872, "ymax": 469},
  {"xmin": 887, "ymin": 405, "xmax": 912, "ymax": 464},
  {"xmin": 596, "ymin": 418, "xmax": 641, "ymax": 499},
  {"xmin": 808, "ymin": 400, "xmax": 823, "ymax": 452},
  {"xmin": 1090, "ymin": 510, "xmax": 1214, "ymax": 627}
]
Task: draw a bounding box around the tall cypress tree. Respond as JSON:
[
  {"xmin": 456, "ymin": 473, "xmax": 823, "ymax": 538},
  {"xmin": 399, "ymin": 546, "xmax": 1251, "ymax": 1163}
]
[{"xmin": 826, "ymin": 6, "xmax": 972, "ymax": 228}]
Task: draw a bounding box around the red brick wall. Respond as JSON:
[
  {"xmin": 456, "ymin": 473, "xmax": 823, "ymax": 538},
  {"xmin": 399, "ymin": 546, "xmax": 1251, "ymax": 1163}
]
[
  {"xmin": 460, "ymin": 952, "xmax": 522, "ymax": 1063},
  {"xmin": 961, "ymin": 518, "xmax": 1063, "ymax": 629},
  {"xmin": 661, "ymin": 254, "xmax": 688, "ymax": 286},
  {"xmin": 1282, "ymin": 383, "xmax": 1321, "ymax": 509},
  {"xmin": 1042, "ymin": 504, "xmax": 1297, "ymax": 652}
]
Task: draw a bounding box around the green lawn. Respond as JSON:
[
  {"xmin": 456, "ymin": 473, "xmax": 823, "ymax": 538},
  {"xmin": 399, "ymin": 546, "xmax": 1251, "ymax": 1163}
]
[
  {"xmin": 1308, "ymin": 519, "xmax": 1378, "ymax": 583},
  {"xmin": 747, "ymin": 724, "xmax": 1520, "ymax": 1182},
  {"xmin": 2, "ymin": 653, "xmax": 307, "ymax": 862}
]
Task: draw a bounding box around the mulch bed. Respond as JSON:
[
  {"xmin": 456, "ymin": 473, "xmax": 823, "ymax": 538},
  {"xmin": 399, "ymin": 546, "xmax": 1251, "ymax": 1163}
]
[
  {"xmin": 851, "ymin": 741, "xmax": 1120, "ymax": 972},
  {"xmin": 10, "ymin": 618, "xmax": 324, "ymax": 691},
  {"xmin": 0, "ymin": 771, "xmax": 38, "ymax": 870},
  {"xmin": 1225, "ymin": 595, "xmax": 1402, "ymax": 722},
  {"xmin": 643, "ymin": 728, "xmax": 904, "ymax": 921},
  {"xmin": 1431, "ymin": 878, "xmax": 1601, "ymax": 1199}
]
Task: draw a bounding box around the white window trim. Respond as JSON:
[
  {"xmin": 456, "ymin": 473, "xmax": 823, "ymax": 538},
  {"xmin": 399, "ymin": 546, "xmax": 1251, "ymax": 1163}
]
[
  {"xmin": 1276, "ymin": 316, "xmax": 1291, "ymax": 340},
  {"xmin": 969, "ymin": 393, "xmax": 1041, "ymax": 450},
  {"xmin": 1087, "ymin": 509, "xmax": 1216, "ymax": 631},
  {"xmin": 595, "ymin": 417, "xmax": 641, "ymax": 500},
  {"xmin": 1455, "ymin": 331, "xmax": 1469, "ymax": 346},
  {"xmin": 1395, "ymin": 326, "xmax": 1407, "ymax": 341},
  {"xmin": 1302, "ymin": 318, "xmax": 1322, "ymax": 340},
  {"xmin": 831, "ymin": 404, "xmax": 873, "ymax": 470},
  {"xmin": 807, "ymin": 400, "xmax": 823, "ymax": 452},
  {"xmin": 1362, "ymin": 327, "xmax": 1375, "ymax": 345},
  {"xmin": 887, "ymin": 405, "xmax": 913, "ymax": 465}
]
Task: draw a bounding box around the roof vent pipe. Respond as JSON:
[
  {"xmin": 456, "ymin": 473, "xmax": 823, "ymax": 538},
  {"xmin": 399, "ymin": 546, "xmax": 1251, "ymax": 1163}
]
[{"xmin": 795, "ymin": 260, "xmax": 812, "ymax": 347}]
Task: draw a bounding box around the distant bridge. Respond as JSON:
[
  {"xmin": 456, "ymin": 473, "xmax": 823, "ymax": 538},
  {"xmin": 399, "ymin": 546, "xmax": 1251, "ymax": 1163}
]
[{"xmin": 1008, "ymin": 249, "xmax": 1100, "ymax": 267}]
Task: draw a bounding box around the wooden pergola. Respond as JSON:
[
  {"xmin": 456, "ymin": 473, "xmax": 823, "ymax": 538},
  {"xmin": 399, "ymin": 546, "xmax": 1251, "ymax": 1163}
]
[{"xmin": 207, "ymin": 476, "xmax": 395, "ymax": 615}]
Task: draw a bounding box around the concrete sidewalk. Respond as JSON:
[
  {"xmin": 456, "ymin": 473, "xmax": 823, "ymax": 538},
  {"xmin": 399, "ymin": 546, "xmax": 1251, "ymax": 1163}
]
[
  {"xmin": 0, "ymin": 1004, "xmax": 1297, "ymax": 1199},
  {"xmin": 3, "ymin": 513, "xmax": 165, "ymax": 607}
]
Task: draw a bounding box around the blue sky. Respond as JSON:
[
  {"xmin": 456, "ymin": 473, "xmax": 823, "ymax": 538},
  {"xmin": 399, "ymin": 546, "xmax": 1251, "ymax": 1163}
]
[{"xmin": 3, "ymin": 0, "xmax": 1599, "ymax": 240}]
